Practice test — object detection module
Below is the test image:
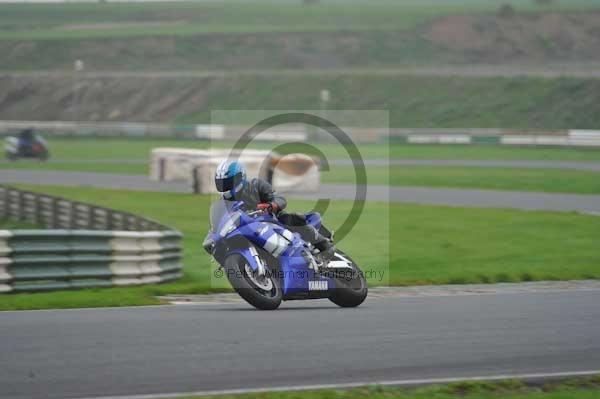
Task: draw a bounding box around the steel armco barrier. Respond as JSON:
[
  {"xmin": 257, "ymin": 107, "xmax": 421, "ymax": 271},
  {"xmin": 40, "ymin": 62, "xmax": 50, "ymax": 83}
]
[{"xmin": 0, "ymin": 185, "xmax": 183, "ymax": 293}]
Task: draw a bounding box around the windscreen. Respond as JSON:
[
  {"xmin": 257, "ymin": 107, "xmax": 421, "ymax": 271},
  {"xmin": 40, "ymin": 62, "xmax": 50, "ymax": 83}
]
[{"xmin": 209, "ymin": 199, "xmax": 236, "ymax": 232}]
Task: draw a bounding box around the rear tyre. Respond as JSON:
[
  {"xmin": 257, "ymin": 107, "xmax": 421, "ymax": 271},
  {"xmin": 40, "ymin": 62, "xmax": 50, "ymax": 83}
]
[
  {"xmin": 224, "ymin": 253, "xmax": 282, "ymax": 310},
  {"xmin": 328, "ymin": 251, "xmax": 368, "ymax": 308}
]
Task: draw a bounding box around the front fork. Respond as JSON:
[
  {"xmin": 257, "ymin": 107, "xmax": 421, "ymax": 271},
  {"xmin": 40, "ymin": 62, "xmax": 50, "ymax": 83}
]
[{"xmin": 229, "ymin": 246, "xmax": 267, "ymax": 277}]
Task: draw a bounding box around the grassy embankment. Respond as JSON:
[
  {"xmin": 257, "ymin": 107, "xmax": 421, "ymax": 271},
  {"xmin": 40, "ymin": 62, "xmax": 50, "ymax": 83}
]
[
  {"xmin": 1, "ymin": 0, "xmax": 598, "ymax": 41},
  {"xmin": 3, "ymin": 2, "xmax": 600, "ymax": 130},
  {"xmin": 1, "ymin": 184, "xmax": 598, "ymax": 310},
  {"xmin": 1, "ymin": 0, "xmax": 599, "ymax": 74},
  {"xmin": 4, "ymin": 75, "xmax": 600, "ymax": 128}
]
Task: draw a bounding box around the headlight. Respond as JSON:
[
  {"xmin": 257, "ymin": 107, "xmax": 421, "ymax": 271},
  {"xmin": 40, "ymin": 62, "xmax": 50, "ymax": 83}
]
[{"xmin": 203, "ymin": 235, "xmax": 215, "ymax": 254}]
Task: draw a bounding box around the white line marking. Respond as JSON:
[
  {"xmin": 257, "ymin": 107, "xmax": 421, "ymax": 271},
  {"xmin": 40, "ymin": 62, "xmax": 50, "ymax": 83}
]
[{"xmin": 77, "ymin": 370, "xmax": 600, "ymax": 399}]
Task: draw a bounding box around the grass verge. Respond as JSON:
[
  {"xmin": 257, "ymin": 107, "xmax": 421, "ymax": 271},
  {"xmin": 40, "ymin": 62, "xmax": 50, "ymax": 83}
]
[
  {"xmin": 1, "ymin": 184, "xmax": 599, "ymax": 310},
  {"xmin": 325, "ymin": 165, "xmax": 600, "ymax": 194},
  {"xmin": 169, "ymin": 376, "xmax": 600, "ymax": 399},
  {"xmin": 0, "ymin": 220, "xmax": 40, "ymax": 229}
]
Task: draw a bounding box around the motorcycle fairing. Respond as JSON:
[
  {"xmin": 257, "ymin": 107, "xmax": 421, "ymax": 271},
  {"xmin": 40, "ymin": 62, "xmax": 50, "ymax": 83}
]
[
  {"xmin": 233, "ymin": 219, "xmax": 298, "ymax": 258},
  {"xmin": 211, "ymin": 200, "xmax": 337, "ymax": 299},
  {"xmin": 278, "ymin": 255, "xmax": 334, "ymax": 297},
  {"xmin": 305, "ymin": 212, "xmax": 322, "ymax": 230},
  {"xmin": 225, "ymin": 221, "xmax": 334, "ymax": 297},
  {"xmin": 229, "ymin": 245, "xmax": 266, "ymax": 277}
]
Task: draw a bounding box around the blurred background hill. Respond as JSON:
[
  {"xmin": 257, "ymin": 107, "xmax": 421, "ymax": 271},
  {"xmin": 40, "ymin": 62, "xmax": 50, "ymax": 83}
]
[{"xmin": 1, "ymin": 0, "xmax": 600, "ymax": 127}]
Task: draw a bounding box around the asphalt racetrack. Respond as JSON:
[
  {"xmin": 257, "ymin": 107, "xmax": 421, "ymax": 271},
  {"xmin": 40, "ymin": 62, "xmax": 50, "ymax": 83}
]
[
  {"xmin": 2, "ymin": 169, "xmax": 600, "ymax": 214},
  {"xmin": 1, "ymin": 165, "xmax": 600, "ymax": 399},
  {"xmin": 1, "ymin": 289, "xmax": 600, "ymax": 399}
]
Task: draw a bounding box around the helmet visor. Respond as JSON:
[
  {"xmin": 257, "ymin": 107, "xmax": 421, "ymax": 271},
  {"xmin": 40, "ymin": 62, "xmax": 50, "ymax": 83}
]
[
  {"xmin": 215, "ymin": 175, "xmax": 234, "ymax": 192},
  {"xmin": 215, "ymin": 172, "xmax": 244, "ymax": 192}
]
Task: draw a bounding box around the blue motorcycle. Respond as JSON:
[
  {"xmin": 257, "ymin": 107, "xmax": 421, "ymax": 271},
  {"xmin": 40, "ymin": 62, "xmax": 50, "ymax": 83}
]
[{"xmin": 203, "ymin": 199, "xmax": 368, "ymax": 310}]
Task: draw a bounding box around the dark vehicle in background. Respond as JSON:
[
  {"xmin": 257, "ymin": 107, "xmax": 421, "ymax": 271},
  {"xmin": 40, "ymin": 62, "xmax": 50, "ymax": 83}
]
[{"xmin": 4, "ymin": 129, "xmax": 49, "ymax": 161}]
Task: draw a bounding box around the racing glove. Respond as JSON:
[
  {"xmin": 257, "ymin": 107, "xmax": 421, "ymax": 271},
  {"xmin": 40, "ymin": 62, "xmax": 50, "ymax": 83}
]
[{"xmin": 257, "ymin": 202, "xmax": 279, "ymax": 213}]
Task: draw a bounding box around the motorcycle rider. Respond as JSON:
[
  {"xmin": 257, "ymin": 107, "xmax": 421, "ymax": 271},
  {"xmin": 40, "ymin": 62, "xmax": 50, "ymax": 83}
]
[
  {"xmin": 17, "ymin": 128, "xmax": 35, "ymax": 154},
  {"xmin": 214, "ymin": 160, "xmax": 335, "ymax": 261}
]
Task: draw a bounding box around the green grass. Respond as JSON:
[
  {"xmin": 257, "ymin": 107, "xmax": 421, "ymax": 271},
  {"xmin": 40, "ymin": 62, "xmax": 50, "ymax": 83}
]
[
  {"xmin": 324, "ymin": 165, "xmax": 600, "ymax": 194},
  {"xmin": 1, "ymin": 184, "xmax": 599, "ymax": 310},
  {"xmin": 0, "ymin": 220, "xmax": 40, "ymax": 229},
  {"xmin": 0, "ymin": 160, "xmax": 149, "ymax": 175},
  {"xmin": 4, "ymin": 138, "xmax": 600, "ymax": 161},
  {"xmin": 171, "ymin": 376, "xmax": 600, "ymax": 399},
  {"xmin": 0, "ymin": 2, "xmax": 454, "ymax": 39},
  {"xmin": 1, "ymin": 0, "xmax": 599, "ymax": 72},
  {"xmin": 385, "ymin": 144, "xmax": 600, "ymax": 161},
  {"xmin": 3, "ymin": 139, "xmax": 600, "ymax": 194},
  {"xmin": 5, "ymin": 75, "xmax": 600, "ymax": 129},
  {"xmin": 1, "ymin": 0, "xmax": 598, "ymax": 40},
  {"xmin": 0, "ymin": 288, "xmax": 164, "ymax": 311},
  {"xmin": 9, "ymin": 74, "xmax": 590, "ymax": 129},
  {"xmin": 175, "ymin": 75, "xmax": 600, "ymax": 129}
]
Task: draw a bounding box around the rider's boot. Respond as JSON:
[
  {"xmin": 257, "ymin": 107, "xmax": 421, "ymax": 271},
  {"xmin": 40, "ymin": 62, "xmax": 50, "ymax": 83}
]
[
  {"xmin": 288, "ymin": 224, "xmax": 336, "ymax": 262},
  {"xmin": 312, "ymin": 230, "xmax": 336, "ymax": 263}
]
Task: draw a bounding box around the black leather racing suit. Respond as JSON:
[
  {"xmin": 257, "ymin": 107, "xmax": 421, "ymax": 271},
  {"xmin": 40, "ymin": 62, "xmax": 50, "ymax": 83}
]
[
  {"xmin": 232, "ymin": 178, "xmax": 287, "ymax": 214},
  {"xmin": 228, "ymin": 178, "xmax": 334, "ymax": 258}
]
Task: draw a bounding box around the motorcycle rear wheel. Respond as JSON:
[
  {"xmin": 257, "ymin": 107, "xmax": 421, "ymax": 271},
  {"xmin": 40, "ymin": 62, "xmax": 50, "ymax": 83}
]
[
  {"xmin": 224, "ymin": 254, "xmax": 282, "ymax": 310},
  {"xmin": 328, "ymin": 251, "xmax": 368, "ymax": 308}
]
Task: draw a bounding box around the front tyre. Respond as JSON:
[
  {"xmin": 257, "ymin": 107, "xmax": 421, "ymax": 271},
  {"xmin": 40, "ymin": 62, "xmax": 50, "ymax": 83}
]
[
  {"xmin": 224, "ymin": 253, "xmax": 282, "ymax": 310},
  {"xmin": 328, "ymin": 251, "xmax": 368, "ymax": 308}
]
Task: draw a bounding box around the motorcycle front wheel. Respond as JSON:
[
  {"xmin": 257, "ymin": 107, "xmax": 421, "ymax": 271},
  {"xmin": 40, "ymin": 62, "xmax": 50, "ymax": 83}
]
[{"xmin": 224, "ymin": 253, "xmax": 282, "ymax": 310}]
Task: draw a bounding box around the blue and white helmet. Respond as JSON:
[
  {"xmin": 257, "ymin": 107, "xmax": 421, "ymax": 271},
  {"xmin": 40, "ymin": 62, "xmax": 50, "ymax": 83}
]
[{"xmin": 215, "ymin": 160, "xmax": 247, "ymax": 199}]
